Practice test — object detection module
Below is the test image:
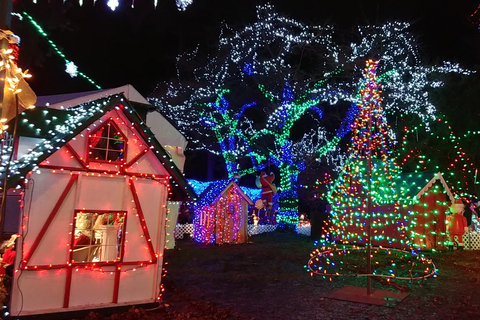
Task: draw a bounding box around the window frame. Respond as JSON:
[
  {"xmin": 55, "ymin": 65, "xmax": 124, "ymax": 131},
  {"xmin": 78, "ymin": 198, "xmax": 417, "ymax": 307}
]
[
  {"xmin": 70, "ymin": 210, "xmax": 127, "ymax": 265},
  {"xmin": 87, "ymin": 119, "xmax": 127, "ymax": 164}
]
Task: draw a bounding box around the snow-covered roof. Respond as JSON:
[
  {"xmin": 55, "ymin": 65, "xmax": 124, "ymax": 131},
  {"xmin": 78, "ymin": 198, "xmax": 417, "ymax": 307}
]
[{"xmin": 4, "ymin": 92, "xmax": 196, "ymax": 201}]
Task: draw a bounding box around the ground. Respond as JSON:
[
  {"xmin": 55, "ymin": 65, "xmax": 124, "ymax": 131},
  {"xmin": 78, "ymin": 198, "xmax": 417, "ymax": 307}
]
[{"xmin": 79, "ymin": 230, "xmax": 480, "ymax": 320}]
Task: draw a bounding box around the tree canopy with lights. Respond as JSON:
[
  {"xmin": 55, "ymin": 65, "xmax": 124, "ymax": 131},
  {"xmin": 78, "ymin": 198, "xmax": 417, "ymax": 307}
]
[{"xmin": 150, "ymin": 3, "xmax": 473, "ymax": 227}]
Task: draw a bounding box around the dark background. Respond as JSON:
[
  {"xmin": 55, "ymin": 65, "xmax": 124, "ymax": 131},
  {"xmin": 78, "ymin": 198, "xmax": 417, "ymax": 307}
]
[{"xmin": 10, "ymin": 0, "xmax": 480, "ymax": 97}]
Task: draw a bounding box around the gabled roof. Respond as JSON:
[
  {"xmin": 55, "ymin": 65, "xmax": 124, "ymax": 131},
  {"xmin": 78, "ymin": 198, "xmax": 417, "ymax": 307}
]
[
  {"xmin": 3, "ymin": 93, "xmax": 196, "ymax": 201},
  {"xmin": 396, "ymin": 172, "xmax": 454, "ymax": 203},
  {"xmin": 36, "ymin": 84, "xmax": 150, "ymax": 108},
  {"xmin": 197, "ymin": 180, "xmax": 253, "ymax": 208}
]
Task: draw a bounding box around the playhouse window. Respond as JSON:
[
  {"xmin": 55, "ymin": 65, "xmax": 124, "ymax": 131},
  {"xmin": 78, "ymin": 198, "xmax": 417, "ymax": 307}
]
[
  {"xmin": 88, "ymin": 121, "xmax": 126, "ymax": 162},
  {"xmin": 72, "ymin": 211, "xmax": 126, "ymax": 263}
]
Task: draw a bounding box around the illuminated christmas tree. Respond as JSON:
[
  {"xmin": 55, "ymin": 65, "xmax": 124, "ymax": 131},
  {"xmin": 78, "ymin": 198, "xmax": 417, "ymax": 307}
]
[{"xmin": 327, "ymin": 59, "xmax": 405, "ymax": 246}]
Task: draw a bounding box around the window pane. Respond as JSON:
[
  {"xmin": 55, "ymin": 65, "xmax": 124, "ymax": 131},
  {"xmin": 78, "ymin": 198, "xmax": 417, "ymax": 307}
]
[
  {"xmin": 88, "ymin": 122, "xmax": 125, "ymax": 162},
  {"xmin": 72, "ymin": 212, "xmax": 125, "ymax": 263}
]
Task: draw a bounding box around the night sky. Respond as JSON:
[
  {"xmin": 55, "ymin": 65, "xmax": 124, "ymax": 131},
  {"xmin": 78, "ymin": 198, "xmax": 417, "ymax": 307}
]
[{"xmin": 10, "ymin": 0, "xmax": 480, "ymax": 98}]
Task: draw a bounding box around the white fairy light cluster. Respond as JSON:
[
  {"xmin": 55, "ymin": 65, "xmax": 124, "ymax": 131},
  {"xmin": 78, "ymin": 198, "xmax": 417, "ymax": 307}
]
[
  {"xmin": 337, "ymin": 22, "xmax": 474, "ymax": 128},
  {"xmin": 107, "ymin": 0, "xmax": 119, "ymax": 11},
  {"xmin": 0, "ymin": 97, "xmax": 114, "ymax": 187},
  {"xmin": 150, "ymin": 4, "xmax": 341, "ymax": 163},
  {"xmin": 24, "ymin": 0, "xmax": 193, "ymax": 11},
  {"xmin": 149, "ymin": 4, "xmax": 473, "ymax": 177},
  {"xmin": 176, "ymin": 0, "xmax": 193, "ymax": 11}
]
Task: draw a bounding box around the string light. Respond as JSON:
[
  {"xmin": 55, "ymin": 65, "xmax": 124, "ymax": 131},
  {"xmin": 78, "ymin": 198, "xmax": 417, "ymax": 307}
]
[
  {"xmin": 307, "ymin": 245, "xmax": 437, "ymax": 281},
  {"xmin": 107, "ymin": 0, "xmax": 119, "ymax": 11},
  {"xmin": 20, "ymin": 11, "xmax": 102, "ymax": 89},
  {"xmin": 398, "ymin": 113, "xmax": 479, "ymax": 199}
]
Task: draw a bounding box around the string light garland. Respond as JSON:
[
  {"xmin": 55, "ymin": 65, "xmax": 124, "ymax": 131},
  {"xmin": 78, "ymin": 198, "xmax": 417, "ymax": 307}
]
[
  {"xmin": 327, "ymin": 59, "xmax": 406, "ymax": 246},
  {"xmin": 20, "ymin": 0, "xmax": 193, "ymax": 11},
  {"xmin": 308, "ymin": 60, "xmax": 447, "ymax": 287},
  {"xmin": 0, "ymin": 94, "xmax": 196, "ymax": 202},
  {"xmin": 188, "ymin": 179, "xmax": 261, "ymax": 202},
  {"xmin": 0, "ymin": 29, "xmax": 34, "ymax": 131},
  {"xmin": 176, "ymin": 0, "xmax": 193, "ymax": 11},
  {"xmin": 326, "ymin": 60, "xmax": 455, "ymax": 252},
  {"xmin": 470, "ymin": 4, "xmax": 480, "ymax": 30},
  {"xmin": 307, "ymin": 245, "xmax": 437, "ymax": 281},
  {"xmin": 20, "ymin": 11, "xmax": 102, "ymax": 89}
]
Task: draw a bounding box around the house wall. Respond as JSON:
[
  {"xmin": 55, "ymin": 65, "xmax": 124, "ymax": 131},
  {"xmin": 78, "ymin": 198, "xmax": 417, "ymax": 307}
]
[
  {"xmin": 165, "ymin": 201, "xmax": 180, "ymax": 249},
  {"xmin": 146, "ymin": 111, "xmax": 187, "ymax": 172},
  {"xmin": 9, "ymin": 108, "xmax": 172, "ymax": 315},
  {"xmin": 407, "ymin": 191, "xmax": 448, "ymax": 250},
  {"xmin": 10, "ymin": 169, "xmax": 168, "ymax": 315}
]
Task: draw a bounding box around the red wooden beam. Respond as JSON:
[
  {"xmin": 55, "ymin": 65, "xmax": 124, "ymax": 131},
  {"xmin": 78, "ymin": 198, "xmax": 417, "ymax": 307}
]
[
  {"xmin": 38, "ymin": 164, "xmax": 168, "ymax": 180},
  {"xmin": 23, "ymin": 260, "xmax": 154, "ymax": 271},
  {"xmin": 63, "ymin": 266, "xmax": 73, "ymax": 308},
  {"xmin": 65, "ymin": 143, "xmax": 88, "ymax": 169},
  {"xmin": 112, "ymin": 265, "xmax": 121, "ymax": 303},
  {"xmin": 123, "ymin": 148, "xmax": 149, "ymax": 172}
]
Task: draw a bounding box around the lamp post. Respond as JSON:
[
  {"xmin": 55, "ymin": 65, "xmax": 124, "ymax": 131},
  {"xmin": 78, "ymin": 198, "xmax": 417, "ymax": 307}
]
[{"xmin": 0, "ymin": 0, "xmax": 12, "ymax": 242}]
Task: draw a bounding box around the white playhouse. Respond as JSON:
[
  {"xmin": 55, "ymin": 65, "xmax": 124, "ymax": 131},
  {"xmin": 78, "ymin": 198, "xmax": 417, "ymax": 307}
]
[{"xmin": 1, "ymin": 85, "xmax": 196, "ymax": 316}]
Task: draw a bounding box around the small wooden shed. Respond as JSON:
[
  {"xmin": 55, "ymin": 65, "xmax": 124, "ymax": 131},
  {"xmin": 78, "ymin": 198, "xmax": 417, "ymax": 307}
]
[
  {"xmin": 194, "ymin": 181, "xmax": 253, "ymax": 244},
  {"xmin": 329, "ymin": 170, "xmax": 455, "ymax": 250},
  {"xmin": 1, "ymin": 85, "xmax": 196, "ymax": 316},
  {"xmin": 396, "ymin": 172, "xmax": 455, "ymax": 250}
]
